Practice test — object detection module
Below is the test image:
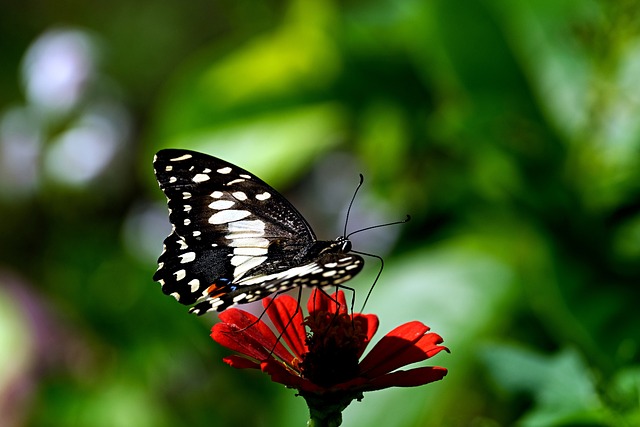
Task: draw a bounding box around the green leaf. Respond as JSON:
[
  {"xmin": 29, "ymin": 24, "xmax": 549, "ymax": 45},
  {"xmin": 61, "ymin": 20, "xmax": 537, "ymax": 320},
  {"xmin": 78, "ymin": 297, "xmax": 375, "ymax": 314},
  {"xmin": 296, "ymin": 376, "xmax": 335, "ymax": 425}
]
[{"xmin": 482, "ymin": 344, "xmax": 611, "ymax": 426}]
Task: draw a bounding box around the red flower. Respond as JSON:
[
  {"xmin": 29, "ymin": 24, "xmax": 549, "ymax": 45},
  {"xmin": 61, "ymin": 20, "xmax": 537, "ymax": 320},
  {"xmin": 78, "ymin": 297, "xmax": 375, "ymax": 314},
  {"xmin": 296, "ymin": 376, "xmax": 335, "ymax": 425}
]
[{"xmin": 211, "ymin": 289, "xmax": 448, "ymax": 425}]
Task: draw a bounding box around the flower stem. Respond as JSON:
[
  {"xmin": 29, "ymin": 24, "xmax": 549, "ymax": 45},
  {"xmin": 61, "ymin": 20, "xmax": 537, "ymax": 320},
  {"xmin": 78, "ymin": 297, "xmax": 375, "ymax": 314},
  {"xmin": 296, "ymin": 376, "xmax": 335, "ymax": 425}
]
[
  {"xmin": 302, "ymin": 391, "xmax": 363, "ymax": 427},
  {"xmin": 307, "ymin": 413, "xmax": 341, "ymax": 427}
]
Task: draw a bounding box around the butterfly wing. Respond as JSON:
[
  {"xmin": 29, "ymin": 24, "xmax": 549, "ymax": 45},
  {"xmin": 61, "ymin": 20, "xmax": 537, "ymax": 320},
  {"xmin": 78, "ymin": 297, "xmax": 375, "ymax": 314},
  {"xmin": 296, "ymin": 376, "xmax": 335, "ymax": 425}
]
[
  {"xmin": 153, "ymin": 149, "xmax": 329, "ymax": 312},
  {"xmin": 190, "ymin": 251, "xmax": 364, "ymax": 313}
]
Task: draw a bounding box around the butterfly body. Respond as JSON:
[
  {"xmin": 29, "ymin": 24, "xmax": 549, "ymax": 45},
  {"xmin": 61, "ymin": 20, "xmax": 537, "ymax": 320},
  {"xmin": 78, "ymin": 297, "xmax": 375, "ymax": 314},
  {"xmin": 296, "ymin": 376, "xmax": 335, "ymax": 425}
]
[{"xmin": 152, "ymin": 149, "xmax": 363, "ymax": 314}]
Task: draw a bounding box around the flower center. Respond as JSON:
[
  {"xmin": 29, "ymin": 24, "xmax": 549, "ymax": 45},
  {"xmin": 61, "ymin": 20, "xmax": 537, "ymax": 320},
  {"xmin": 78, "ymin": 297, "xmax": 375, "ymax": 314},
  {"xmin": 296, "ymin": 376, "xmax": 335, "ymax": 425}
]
[{"xmin": 299, "ymin": 311, "xmax": 366, "ymax": 387}]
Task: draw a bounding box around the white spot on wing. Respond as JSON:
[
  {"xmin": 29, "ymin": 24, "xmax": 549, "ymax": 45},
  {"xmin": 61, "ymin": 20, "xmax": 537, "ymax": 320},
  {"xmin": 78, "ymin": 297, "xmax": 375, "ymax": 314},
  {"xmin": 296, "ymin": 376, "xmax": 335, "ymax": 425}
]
[
  {"xmin": 238, "ymin": 263, "xmax": 322, "ymax": 286},
  {"xmin": 227, "ymin": 179, "xmax": 246, "ymax": 185},
  {"xmin": 170, "ymin": 154, "xmax": 193, "ymax": 161},
  {"xmin": 179, "ymin": 252, "xmax": 196, "ymax": 263},
  {"xmin": 233, "ymin": 247, "xmax": 268, "ymax": 256},
  {"xmin": 232, "ymin": 191, "xmax": 248, "ymax": 201},
  {"xmin": 217, "ymin": 167, "xmax": 232, "ymax": 174},
  {"xmin": 188, "ymin": 279, "xmax": 200, "ymax": 293},
  {"xmin": 231, "ymin": 255, "xmax": 252, "ymax": 266},
  {"xmin": 232, "ymin": 255, "xmax": 268, "ymax": 279},
  {"xmin": 239, "ymin": 174, "xmax": 251, "ymax": 179},
  {"xmin": 165, "ymin": 165, "xmax": 173, "ymax": 171},
  {"xmin": 174, "ymin": 269, "xmax": 186, "ymax": 280},
  {"xmin": 334, "ymin": 275, "xmax": 351, "ymax": 284},
  {"xmin": 211, "ymin": 191, "xmax": 223, "ymax": 198},
  {"xmin": 182, "ymin": 192, "xmax": 191, "ymax": 199},
  {"xmin": 193, "ymin": 173, "xmax": 210, "ymax": 183},
  {"xmin": 209, "ymin": 200, "xmax": 235, "ymax": 210},
  {"xmin": 169, "ymin": 177, "xmax": 177, "ymax": 183},
  {"xmin": 209, "ymin": 209, "xmax": 251, "ymax": 224},
  {"xmin": 233, "ymin": 294, "xmax": 247, "ymax": 303},
  {"xmin": 256, "ymin": 192, "xmax": 271, "ymax": 200},
  {"xmin": 227, "ymin": 220, "xmax": 265, "ymax": 238},
  {"xmin": 170, "ymin": 292, "xmax": 180, "ymax": 301},
  {"xmin": 228, "ymin": 237, "xmax": 269, "ymax": 248}
]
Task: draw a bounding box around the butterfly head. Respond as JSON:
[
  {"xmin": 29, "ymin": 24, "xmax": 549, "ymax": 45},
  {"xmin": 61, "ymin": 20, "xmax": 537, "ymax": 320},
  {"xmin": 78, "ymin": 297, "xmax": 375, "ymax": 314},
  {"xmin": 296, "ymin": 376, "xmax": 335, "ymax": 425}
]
[{"xmin": 325, "ymin": 236, "xmax": 352, "ymax": 254}]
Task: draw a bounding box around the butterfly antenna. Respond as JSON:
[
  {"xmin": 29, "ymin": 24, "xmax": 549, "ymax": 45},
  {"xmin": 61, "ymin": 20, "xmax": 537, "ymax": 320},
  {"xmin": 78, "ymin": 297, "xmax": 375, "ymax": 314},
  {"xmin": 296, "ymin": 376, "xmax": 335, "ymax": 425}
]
[
  {"xmin": 343, "ymin": 174, "xmax": 365, "ymax": 237},
  {"xmin": 346, "ymin": 214, "xmax": 411, "ymax": 239},
  {"xmin": 348, "ymin": 215, "xmax": 410, "ymax": 312}
]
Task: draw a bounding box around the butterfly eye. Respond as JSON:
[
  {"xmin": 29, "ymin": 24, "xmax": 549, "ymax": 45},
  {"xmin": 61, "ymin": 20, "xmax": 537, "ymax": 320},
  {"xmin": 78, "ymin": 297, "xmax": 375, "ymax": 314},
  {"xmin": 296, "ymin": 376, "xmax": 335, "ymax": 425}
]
[
  {"xmin": 331, "ymin": 237, "xmax": 352, "ymax": 254},
  {"xmin": 340, "ymin": 240, "xmax": 352, "ymax": 253}
]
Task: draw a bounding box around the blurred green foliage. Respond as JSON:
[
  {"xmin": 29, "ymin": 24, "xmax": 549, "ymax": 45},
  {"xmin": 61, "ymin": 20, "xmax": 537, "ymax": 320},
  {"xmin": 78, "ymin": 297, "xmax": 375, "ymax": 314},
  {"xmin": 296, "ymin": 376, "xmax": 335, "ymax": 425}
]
[{"xmin": 1, "ymin": 0, "xmax": 639, "ymax": 426}]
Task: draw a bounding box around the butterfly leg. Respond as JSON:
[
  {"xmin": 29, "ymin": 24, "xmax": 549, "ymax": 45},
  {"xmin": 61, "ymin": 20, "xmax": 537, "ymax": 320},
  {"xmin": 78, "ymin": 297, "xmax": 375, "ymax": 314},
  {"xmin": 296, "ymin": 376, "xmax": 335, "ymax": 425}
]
[
  {"xmin": 308, "ymin": 285, "xmax": 359, "ymax": 336},
  {"xmin": 233, "ymin": 287, "xmax": 298, "ymax": 333},
  {"xmin": 334, "ymin": 283, "xmax": 356, "ymax": 318},
  {"xmin": 231, "ymin": 287, "xmax": 305, "ymax": 357},
  {"xmin": 266, "ymin": 285, "xmax": 304, "ymax": 356}
]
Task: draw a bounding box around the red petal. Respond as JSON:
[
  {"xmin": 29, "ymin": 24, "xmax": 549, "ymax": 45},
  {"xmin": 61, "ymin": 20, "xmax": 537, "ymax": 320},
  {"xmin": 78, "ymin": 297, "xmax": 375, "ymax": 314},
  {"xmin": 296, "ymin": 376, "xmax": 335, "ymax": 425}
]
[
  {"xmin": 416, "ymin": 333, "xmax": 449, "ymax": 358},
  {"xmin": 359, "ymin": 321, "xmax": 445, "ymax": 377},
  {"xmin": 362, "ymin": 366, "xmax": 448, "ymax": 391},
  {"xmin": 264, "ymin": 295, "xmax": 308, "ymax": 359},
  {"xmin": 331, "ymin": 290, "xmax": 348, "ymax": 315},
  {"xmin": 218, "ymin": 307, "xmax": 258, "ymax": 329},
  {"xmin": 307, "ymin": 288, "xmax": 331, "ymax": 315},
  {"xmin": 261, "ymin": 360, "xmax": 323, "ymax": 393},
  {"xmin": 307, "ymin": 289, "xmax": 349, "ymax": 316},
  {"xmin": 211, "ymin": 309, "xmax": 294, "ymax": 364},
  {"xmin": 212, "ymin": 322, "xmax": 272, "ymax": 362},
  {"xmin": 354, "ymin": 313, "xmax": 379, "ymax": 358},
  {"xmin": 222, "ymin": 355, "xmax": 260, "ymax": 369}
]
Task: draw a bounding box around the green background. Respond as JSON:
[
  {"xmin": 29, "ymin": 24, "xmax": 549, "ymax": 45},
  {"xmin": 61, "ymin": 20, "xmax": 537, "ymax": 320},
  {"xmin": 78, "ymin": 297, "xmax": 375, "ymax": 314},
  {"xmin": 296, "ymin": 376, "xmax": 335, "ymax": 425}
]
[{"xmin": 1, "ymin": 0, "xmax": 639, "ymax": 426}]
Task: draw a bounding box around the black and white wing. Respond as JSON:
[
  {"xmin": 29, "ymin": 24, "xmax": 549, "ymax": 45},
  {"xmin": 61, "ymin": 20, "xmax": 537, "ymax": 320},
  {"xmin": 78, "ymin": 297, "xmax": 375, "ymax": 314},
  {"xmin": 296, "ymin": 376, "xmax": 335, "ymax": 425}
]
[{"xmin": 152, "ymin": 149, "xmax": 364, "ymax": 314}]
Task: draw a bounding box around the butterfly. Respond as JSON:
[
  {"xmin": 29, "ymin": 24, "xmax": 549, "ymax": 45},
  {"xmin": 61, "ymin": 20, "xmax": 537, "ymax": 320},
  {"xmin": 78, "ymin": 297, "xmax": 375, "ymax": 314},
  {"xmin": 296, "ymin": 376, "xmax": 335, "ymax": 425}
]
[{"xmin": 152, "ymin": 149, "xmax": 364, "ymax": 314}]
